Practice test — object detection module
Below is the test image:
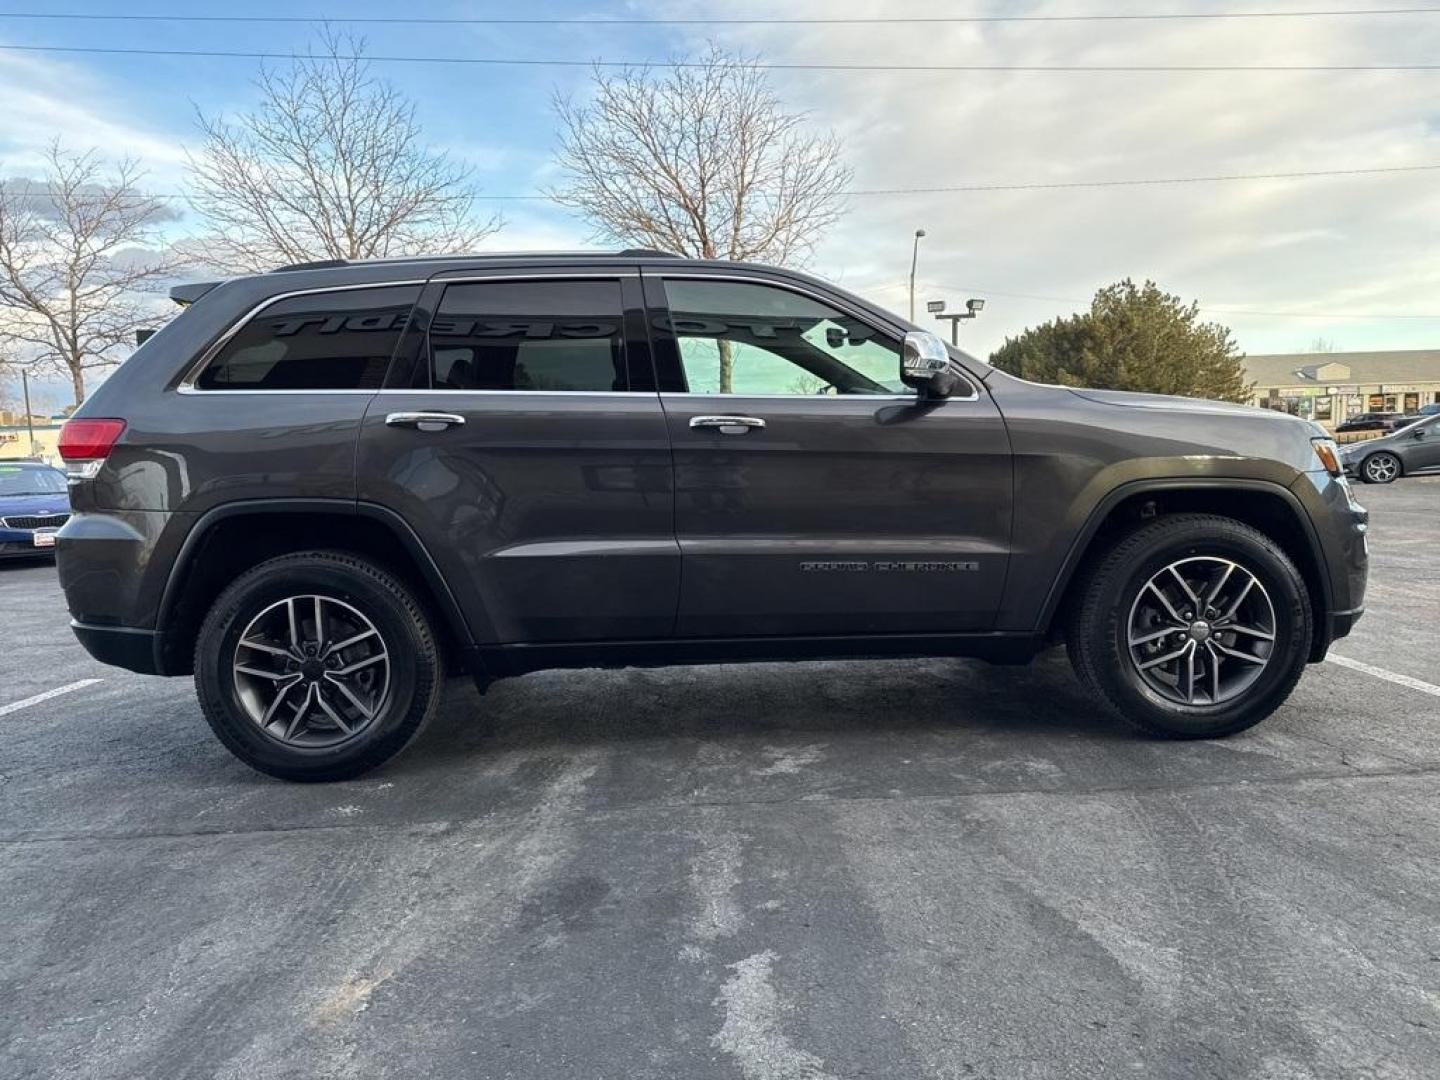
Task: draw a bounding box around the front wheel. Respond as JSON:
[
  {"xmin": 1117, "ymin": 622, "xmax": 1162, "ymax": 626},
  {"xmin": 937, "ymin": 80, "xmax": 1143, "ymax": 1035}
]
[
  {"xmin": 194, "ymin": 551, "xmax": 443, "ymax": 781},
  {"xmin": 1067, "ymin": 514, "xmax": 1312, "ymax": 738},
  {"xmin": 1360, "ymin": 452, "xmax": 1401, "ymax": 484}
]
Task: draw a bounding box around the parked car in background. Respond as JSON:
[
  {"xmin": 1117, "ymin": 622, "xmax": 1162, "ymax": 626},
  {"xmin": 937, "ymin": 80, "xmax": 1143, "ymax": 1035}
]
[
  {"xmin": 53, "ymin": 252, "xmax": 1368, "ymax": 780},
  {"xmin": 1340, "ymin": 413, "xmax": 1440, "ymax": 483},
  {"xmin": 0, "ymin": 461, "xmax": 70, "ymax": 559},
  {"xmin": 1335, "ymin": 412, "xmax": 1407, "ymax": 434}
]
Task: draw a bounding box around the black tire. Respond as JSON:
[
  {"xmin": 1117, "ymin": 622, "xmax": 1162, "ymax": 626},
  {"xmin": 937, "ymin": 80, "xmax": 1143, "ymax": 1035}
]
[
  {"xmin": 194, "ymin": 551, "xmax": 443, "ymax": 781},
  {"xmin": 1359, "ymin": 451, "xmax": 1401, "ymax": 484},
  {"xmin": 1066, "ymin": 514, "xmax": 1311, "ymax": 738}
]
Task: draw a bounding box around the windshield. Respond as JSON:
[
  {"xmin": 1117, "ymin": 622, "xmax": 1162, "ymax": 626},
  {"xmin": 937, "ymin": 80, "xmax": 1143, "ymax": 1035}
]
[{"xmin": 0, "ymin": 465, "xmax": 67, "ymax": 496}]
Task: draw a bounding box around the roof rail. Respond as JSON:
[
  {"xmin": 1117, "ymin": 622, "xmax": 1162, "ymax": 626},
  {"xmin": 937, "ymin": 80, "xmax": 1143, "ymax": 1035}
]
[
  {"xmin": 267, "ymin": 249, "xmax": 687, "ymax": 274},
  {"xmin": 271, "ymin": 258, "xmax": 349, "ymax": 272}
]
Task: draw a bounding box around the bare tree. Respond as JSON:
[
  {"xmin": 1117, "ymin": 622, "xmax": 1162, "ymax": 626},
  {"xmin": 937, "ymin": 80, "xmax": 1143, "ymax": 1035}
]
[
  {"xmin": 551, "ymin": 46, "xmax": 852, "ymax": 391},
  {"xmin": 0, "ymin": 145, "xmax": 182, "ymax": 406},
  {"xmin": 189, "ymin": 32, "xmax": 500, "ymax": 273}
]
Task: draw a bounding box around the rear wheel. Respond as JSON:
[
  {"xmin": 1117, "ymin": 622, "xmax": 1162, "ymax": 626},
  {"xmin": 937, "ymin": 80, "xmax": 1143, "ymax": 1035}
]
[
  {"xmin": 1067, "ymin": 514, "xmax": 1311, "ymax": 738},
  {"xmin": 1360, "ymin": 452, "xmax": 1401, "ymax": 484},
  {"xmin": 194, "ymin": 551, "xmax": 442, "ymax": 781}
]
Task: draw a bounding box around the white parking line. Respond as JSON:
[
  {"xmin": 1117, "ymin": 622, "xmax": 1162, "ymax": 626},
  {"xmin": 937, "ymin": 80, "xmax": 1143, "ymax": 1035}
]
[
  {"xmin": 0, "ymin": 679, "xmax": 103, "ymax": 718},
  {"xmin": 1327, "ymin": 655, "xmax": 1440, "ymax": 700}
]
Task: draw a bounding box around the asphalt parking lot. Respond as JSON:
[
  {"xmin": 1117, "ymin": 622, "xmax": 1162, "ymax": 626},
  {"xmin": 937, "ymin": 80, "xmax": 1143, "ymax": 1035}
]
[{"xmin": 2, "ymin": 480, "xmax": 1438, "ymax": 1080}]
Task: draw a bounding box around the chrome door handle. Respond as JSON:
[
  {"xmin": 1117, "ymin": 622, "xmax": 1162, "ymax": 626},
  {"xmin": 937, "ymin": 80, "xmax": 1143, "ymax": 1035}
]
[
  {"xmin": 385, "ymin": 411, "xmax": 466, "ymax": 432},
  {"xmin": 689, "ymin": 415, "xmax": 766, "ymax": 435}
]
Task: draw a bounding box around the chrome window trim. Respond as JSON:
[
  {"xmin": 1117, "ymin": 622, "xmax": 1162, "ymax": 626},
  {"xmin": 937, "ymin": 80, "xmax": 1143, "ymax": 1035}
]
[
  {"xmin": 176, "ymin": 273, "xmax": 640, "ymax": 395},
  {"xmin": 375, "ymin": 389, "xmax": 645, "ymax": 398},
  {"xmin": 176, "ymin": 280, "xmax": 427, "ymax": 394},
  {"xmin": 171, "ymin": 269, "xmax": 980, "ymax": 401},
  {"xmin": 659, "ymin": 390, "xmax": 982, "ymax": 403},
  {"xmin": 652, "ymin": 271, "xmax": 979, "ymax": 402}
]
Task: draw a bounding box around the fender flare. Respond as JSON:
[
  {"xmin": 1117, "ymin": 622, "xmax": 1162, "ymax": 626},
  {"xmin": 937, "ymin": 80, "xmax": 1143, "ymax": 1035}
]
[
  {"xmin": 1034, "ymin": 477, "xmax": 1334, "ymax": 634},
  {"xmin": 155, "ymin": 498, "xmax": 476, "ymax": 664}
]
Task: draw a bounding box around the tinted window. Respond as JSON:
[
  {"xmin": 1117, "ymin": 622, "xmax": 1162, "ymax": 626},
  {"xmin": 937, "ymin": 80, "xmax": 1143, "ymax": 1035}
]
[
  {"xmin": 427, "ymin": 280, "xmax": 626, "ymax": 392},
  {"xmin": 661, "ymin": 279, "xmax": 903, "ymax": 396},
  {"xmin": 0, "ymin": 464, "xmax": 66, "ymax": 496},
  {"xmin": 198, "ymin": 286, "xmax": 419, "ymax": 391}
]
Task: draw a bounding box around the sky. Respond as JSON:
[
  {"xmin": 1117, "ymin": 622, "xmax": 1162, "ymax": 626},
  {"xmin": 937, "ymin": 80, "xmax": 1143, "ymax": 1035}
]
[{"xmin": 1, "ymin": 0, "xmax": 1438, "ymax": 406}]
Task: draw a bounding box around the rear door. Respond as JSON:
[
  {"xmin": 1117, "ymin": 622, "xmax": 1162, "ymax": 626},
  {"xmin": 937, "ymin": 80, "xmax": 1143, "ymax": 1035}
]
[
  {"xmin": 646, "ymin": 270, "xmax": 1013, "ymax": 639},
  {"xmin": 356, "ymin": 269, "xmax": 677, "ymax": 644}
]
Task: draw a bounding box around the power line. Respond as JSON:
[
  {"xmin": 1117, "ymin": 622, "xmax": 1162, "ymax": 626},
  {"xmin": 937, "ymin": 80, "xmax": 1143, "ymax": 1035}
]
[
  {"xmin": 832, "ymin": 164, "xmax": 1440, "ymax": 194},
  {"xmin": 922, "ymin": 282, "xmax": 1440, "ymax": 319},
  {"xmin": 0, "ymin": 7, "xmax": 1438, "ymax": 26},
  {"xmin": 0, "ymin": 43, "xmax": 1436, "ymax": 72},
  {"xmin": 6, "ymin": 164, "xmax": 1437, "ymax": 203}
]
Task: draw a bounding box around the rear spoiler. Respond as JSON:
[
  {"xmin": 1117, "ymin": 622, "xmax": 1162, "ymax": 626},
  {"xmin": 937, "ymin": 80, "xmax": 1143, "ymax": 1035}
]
[{"xmin": 169, "ymin": 281, "xmax": 222, "ymax": 307}]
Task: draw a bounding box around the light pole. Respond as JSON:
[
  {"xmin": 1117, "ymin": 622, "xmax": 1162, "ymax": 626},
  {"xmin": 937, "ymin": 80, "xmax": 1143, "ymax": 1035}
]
[
  {"xmin": 928, "ymin": 298, "xmax": 987, "ymax": 345},
  {"xmin": 908, "ymin": 229, "xmax": 926, "ymax": 322},
  {"xmin": 21, "ymin": 367, "xmax": 36, "ymax": 458}
]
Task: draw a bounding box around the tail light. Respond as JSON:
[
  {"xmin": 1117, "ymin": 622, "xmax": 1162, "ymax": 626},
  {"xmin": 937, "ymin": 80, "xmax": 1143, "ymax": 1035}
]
[{"xmin": 58, "ymin": 418, "xmax": 127, "ymax": 480}]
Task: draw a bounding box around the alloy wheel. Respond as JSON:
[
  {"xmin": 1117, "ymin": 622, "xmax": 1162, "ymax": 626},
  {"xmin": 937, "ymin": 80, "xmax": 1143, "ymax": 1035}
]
[
  {"xmin": 231, "ymin": 595, "xmax": 390, "ymax": 747},
  {"xmin": 1363, "ymin": 454, "xmax": 1399, "ymax": 483},
  {"xmin": 1126, "ymin": 556, "xmax": 1276, "ymax": 706}
]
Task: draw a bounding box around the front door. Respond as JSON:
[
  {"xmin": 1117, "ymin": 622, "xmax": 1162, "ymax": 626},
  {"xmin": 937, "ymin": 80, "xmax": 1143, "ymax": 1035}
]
[
  {"xmin": 357, "ymin": 271, "xmax": 678, "ymax": 644},
  {"xmin": 1405, "ymin": 417, "xmax": 1440, "ymax": 474},
  {"xmin": 648, "ymin": 273, "xmax": 1013, "ymax": 639}
]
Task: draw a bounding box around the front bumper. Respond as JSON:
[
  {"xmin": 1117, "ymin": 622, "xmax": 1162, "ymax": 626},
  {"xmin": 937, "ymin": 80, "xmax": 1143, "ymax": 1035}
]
[{"xmin": 0, "ymin": 527, "xmax": 60, "ymax": 556}]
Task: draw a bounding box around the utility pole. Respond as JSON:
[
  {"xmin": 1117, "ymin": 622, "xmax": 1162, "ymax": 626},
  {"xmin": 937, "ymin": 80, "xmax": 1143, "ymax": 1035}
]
[
  {"xmin": 908, "ymin": 229, "xmax": 926, "ymax": 322},
  {"xmin": 21, "ymin": 367, "xmax": 36, "ymax": 458}
]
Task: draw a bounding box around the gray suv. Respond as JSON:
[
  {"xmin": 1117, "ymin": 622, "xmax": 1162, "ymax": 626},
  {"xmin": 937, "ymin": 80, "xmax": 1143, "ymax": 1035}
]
[{"xmin": 54, "ymin": 252, "xmax": 1369, "ymax": 781}]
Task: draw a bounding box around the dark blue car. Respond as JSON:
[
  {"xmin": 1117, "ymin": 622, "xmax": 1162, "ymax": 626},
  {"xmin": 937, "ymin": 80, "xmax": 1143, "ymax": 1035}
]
[{"xmin": 0, "ymin": 461, "xmax": 70, "ymax": 559}]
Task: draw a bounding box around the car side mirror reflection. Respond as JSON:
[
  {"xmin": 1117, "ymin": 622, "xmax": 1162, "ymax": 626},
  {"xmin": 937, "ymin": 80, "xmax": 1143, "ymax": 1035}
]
[{"xmin": 900, "ymin": 330, "xmax": 957, "ymax": 399}]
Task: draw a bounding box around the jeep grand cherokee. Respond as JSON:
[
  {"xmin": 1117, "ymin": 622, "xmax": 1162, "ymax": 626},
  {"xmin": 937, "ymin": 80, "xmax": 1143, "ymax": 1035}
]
[{"xmin": 54, "ymin": 252, "xmax": 1369, "ymax": 781}]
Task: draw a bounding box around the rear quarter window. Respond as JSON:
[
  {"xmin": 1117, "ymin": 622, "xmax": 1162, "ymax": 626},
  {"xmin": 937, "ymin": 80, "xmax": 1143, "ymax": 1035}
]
[{"xmin": 195, "ymin": 285, "xmax": 420, "ymax": 391}]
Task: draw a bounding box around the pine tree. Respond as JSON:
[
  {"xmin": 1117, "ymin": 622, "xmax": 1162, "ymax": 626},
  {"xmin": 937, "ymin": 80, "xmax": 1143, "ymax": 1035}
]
[{"xmin": 990, "ymin": 279, "xmax": 1252, "ymax": 403}]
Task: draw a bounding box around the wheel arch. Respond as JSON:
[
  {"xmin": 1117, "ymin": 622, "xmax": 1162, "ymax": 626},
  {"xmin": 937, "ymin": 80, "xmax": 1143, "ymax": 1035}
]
[
  {"xmin": 155, "ymin": 499, "xmax": 475, "ymax": 676},
  {"xmin": 1040, "ymin": 479, "xmax": 1333, "ymax": 661}
]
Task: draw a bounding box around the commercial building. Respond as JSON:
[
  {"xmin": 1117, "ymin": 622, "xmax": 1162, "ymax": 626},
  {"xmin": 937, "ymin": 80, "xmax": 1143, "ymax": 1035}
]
[
  {"xmin": 1244, "ymin": 349, "xmax": 1440, "ymax": 427},
  {"xmin": 0, "ymin": 414, "xmax": 62, "ymax": 465}
]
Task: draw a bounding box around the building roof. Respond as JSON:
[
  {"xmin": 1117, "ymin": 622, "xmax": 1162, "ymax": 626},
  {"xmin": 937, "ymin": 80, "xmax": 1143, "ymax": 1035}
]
[{"xmin": 1243, "ymin": 349, "xmax": 1440, "ymax": 388}]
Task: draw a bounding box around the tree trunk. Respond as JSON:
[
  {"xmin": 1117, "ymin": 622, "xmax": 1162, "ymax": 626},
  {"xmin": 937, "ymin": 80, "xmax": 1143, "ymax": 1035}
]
[
  {"xmin": 717, "ymin": 338, "xmax": 733, "ymax": 394},
  {"xmin": 69, "ymin": 362, "xmax": 86, "ymax": 408}
]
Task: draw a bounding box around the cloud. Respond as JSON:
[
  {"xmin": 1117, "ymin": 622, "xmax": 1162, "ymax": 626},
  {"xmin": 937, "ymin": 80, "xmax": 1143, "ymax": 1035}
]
[
  {"xmin": 647, "ymin": 0, "xmax": 1440, "ymax": 354},
  {"xmin": 0, "ymin": 51, "xmax": 191, "ymax": 180}
]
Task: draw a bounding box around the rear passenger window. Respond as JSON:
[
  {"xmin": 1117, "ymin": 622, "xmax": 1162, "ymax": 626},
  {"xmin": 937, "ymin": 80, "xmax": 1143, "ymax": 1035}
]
[
  {"xmin": 427, "ymin": 280, "xmax": 626, "ymax": 392},
  {"xmin": 196, "ymin": 286, "xmax": 419, "ymax": 391}
]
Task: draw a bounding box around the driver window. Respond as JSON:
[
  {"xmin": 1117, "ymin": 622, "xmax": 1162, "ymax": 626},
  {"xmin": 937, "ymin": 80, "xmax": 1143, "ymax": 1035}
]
[{"xmin": 661, "ymin": 279, "xmax": 904, "ymax": 395}]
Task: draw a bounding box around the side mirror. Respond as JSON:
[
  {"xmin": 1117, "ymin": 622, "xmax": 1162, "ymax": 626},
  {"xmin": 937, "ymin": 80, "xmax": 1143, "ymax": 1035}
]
[{"xmin": 901, "ymin": 330, "xmax": 957, "ymax": 398}]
